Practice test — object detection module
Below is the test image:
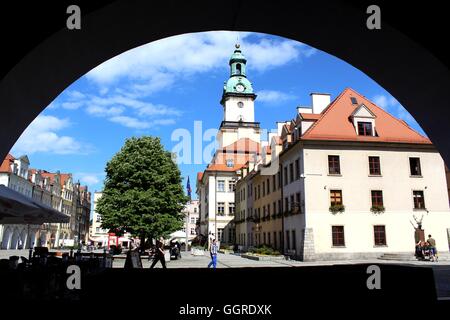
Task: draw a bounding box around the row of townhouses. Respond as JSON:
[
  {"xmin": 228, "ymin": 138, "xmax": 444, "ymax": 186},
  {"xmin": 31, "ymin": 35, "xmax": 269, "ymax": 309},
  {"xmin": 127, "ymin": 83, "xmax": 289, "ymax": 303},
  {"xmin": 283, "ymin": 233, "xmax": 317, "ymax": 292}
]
[
  {"xmin": 196, "ymin": 44, "xmax": 450, "ymax": 260},
  {"xmin": 0, "ymin": 153, "xmax": 91, "ymax": 250}
]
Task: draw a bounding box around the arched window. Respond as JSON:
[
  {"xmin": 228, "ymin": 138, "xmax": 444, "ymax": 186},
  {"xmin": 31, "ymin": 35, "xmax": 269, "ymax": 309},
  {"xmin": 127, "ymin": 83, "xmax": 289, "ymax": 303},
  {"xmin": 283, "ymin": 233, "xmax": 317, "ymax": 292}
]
[{"xmin": 236, "ymin": 63, "xmax": 241, "ymax": 74}]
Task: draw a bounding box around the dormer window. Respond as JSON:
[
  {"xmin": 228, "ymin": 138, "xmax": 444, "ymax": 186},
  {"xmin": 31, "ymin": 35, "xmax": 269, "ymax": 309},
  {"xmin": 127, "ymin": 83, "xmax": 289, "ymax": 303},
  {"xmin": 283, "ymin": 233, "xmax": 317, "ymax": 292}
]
[
  {"xmin": 226, "ymin": 159, "xmax": 234, "ymax": 168},
  {"xmin": 357, "ymin": 121, "xmax": 373, "ymax": 136}
]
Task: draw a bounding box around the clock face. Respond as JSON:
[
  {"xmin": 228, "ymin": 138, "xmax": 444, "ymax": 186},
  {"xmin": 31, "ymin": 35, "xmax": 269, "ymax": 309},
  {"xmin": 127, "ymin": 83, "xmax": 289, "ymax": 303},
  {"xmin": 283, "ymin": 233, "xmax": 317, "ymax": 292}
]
[
  {"xmin": 236, "ymin": 84, "xmax": 245, "ymax": 92},
  {"xmin": 237, "ymin": 101, "xmax": 244, "ymax": 108}
]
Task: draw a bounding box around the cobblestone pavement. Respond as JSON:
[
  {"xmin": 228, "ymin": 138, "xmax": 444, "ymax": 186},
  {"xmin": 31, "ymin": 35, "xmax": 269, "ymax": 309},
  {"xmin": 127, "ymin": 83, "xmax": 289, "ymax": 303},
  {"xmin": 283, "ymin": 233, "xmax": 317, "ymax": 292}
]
[{"xmin": 2, "ymin": 249, "xmax": 450, "ymax": 268}]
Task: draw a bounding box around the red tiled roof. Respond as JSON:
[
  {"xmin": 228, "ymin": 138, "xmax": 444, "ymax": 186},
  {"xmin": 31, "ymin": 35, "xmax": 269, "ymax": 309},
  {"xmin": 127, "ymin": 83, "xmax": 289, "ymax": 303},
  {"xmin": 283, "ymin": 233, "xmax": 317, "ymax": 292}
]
[
  {"xmin": 205, "ymin": 163, "xmax": 246, "ymax": 172},
  {"xmin": 221, "ymin": 138, "xmax": 261, "ymax": 153},
  {"xmin": 59, "ymin": 173, "xmax": 71, "ymax": 188},
  {"xmin": 300, "ymin": 113, "xmax": 321, "ymax": 120},
  {"xmin": 0, "ymin": 154, "xmax": 15, "ymax": 173},
  {"xmin": 301, "ymin": 88, "xmax": 431, "ymax": 144},
  {"xmin": 197, "ymin": 172, "xmax": 203, "ymax": 182}
]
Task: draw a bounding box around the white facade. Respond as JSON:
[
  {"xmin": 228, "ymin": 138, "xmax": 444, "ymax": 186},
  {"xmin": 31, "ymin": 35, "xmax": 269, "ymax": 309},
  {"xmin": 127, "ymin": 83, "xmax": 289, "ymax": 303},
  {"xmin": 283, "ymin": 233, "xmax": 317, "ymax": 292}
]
[
  {"xmin": 279, "ymin": 140, "xmax": 450, "ymax": 260},
  {"xmin": 90, "ymin": 191, "xmax": 109, "ymax": 246},
  {"xmin": 180, "ymin": 199, "xmax": 199, "ymax": 241},
  {"xmin": 0, "ymin": 155, "xmax": 40, "ymax": 250}
]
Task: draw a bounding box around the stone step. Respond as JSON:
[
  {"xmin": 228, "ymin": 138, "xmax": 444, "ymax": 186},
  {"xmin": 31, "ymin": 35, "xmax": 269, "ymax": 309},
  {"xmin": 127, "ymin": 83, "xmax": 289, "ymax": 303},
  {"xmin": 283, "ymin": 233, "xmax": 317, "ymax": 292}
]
[{"xmin": 378, "ymin": 253, "xmax": 416, "ymax": 261}]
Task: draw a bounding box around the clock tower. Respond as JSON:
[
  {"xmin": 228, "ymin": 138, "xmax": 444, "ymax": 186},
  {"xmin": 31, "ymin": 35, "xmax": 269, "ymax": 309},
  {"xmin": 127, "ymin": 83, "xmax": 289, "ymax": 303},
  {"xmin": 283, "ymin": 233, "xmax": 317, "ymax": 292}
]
[{"xmin": 217, "ymin": 44, "xmax": 260, "ymax": 149}]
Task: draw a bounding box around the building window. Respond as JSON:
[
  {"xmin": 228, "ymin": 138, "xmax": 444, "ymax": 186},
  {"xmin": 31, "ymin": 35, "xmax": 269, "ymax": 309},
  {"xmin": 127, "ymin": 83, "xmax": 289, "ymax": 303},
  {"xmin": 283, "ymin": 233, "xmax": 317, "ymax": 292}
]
[
  {"xmin": 277, "ymin": 172, "xmax": 281, "ymax": 189},
  {"xmin": 357, "ymin": 122, "xmax": 373, "ymax": 136},
  {"xmin": 290, "ymin": 195, "xmax": 294, "ymax": 211},
  {"xmin": 413, "ymin": 191, "xmax": 426, "ymax": 209},
  {"xmin": 263, "ymin": 232, "xmax": 266, "ymax": 245},
  {"xmin": 284, "ymin": 197, "xmax": 289, "ymax": 213},
  {"xmin": 328, "ymin": 155, "xmax": 341, "ymax": 175},
  {"xmin": 194, "ymin": 207, "xmax": 197, "ymax": 213},
  {"xmin": 409, "ymin": 157, "xmax": 422, "ymax": 176},
  {"xmin": 218, "ymin": 228, "xmax": 224, "ymax": 242},
  {"xmin": 289, "ymin": 163, "xmax": 294, "ymax": 183},
  {"xmin": 278, "ymin": 200, "xmax": 282, "ymax": 214},
  {"xmin": 286, "ymin": 231, "xmax": 290, "ymax": 250},
  {"xmin": 274, "ymin": 232, "xmax": 277, "ymax": 249},
  {"xmin": 226, "ymin": 159, "xmax": 234, "ymax": 167},
  {"xmin": 273, "ymin": 202, "xmax": 276, "ymax": 216},
  {"xmin": 295, "ymin": 159, "xmax": 300, "ymax": 180},
  {"xmin": 228, "ymin": 180, "xmax": 235, "ymax": 192},
  {"xmin": 268, "ymin": 232, "xmax": 271, "ymax": 245},
  {"xmin": 371, "ymin": 190, "xmax": 383, "ymax": 206},
  {"xmin": 267, "ymin": 178, "xmax": 270, "ymax": 194},
  {"xmin": 217, "ymin": 202, "xmax": 225, "ymax": 215},
  {"xmin": 217, "ymin": 180, "xmax": 225, "ymax": 192},
  {"xmin": 284, "ymin": 167, "xmax": 288, "ymax": 186},
  {"xmin": 374, "ymin": 225, "xmax": 386, "ymax": 246},
  {"xmin": 330, "ymin": 190, "xmax": 343, "ymax": 206},
  {"xmin": 291, "ymin": 230, "xmax": 296, "ymax": 250},
  {"xmin": 190, "ymin": 228, "xmax": 196, "ymax": 235},
  {"xmin": 272, "ymin": 175, "xmax": 276, "ymax": 192},
  {"xmin": 262, "ymin": 181, "xmax": 266, "ymax": 197},
  {"xmin": 258, "ymin": 185, "xmax": 261, "ymax": 199},
  {"xmin": 369, "ymin": 156, "xmax": 381, "ymax": 175},
  {"xmin": 190, "ymin": 217, "xmax": 196, "ymax": 223},
  {"xmin": 332, "ymin": 226, "xmax": 345, "ymax": 247}
]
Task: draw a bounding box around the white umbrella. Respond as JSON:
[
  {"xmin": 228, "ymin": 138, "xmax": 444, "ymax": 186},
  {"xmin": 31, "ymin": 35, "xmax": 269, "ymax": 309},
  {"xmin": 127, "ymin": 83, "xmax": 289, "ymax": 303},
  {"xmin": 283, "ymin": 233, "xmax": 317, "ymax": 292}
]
[{"xmin": 0, "ymin": 185, "xmax": 69, "ymax": 224}]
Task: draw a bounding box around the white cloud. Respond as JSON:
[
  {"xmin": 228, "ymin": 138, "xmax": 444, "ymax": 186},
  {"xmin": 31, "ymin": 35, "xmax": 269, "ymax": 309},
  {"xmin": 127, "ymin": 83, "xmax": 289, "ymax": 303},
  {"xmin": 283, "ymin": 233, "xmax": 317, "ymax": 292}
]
[
  {"xmin": 109, "ymin": 116, "xmax": 151, "ymax": 129},
  {"xmin": 86, "ymin": 105, "xmax": 124, "ymax": 117},
  {"xmin": 257, "ymin": 90, "xmax": 297, "ymax": 104},
  {"xmin": 150, "ymin": 119, "xmax": 176, "ymax": 126},
  {"xmin": 76, "ymin": 173, "xmax": 101, "ymax": 185},
  {"xmin": 61, "ymin": 102, "xmax": 83, "ymax": 110},
  {"xmin": 12, "ymin": 115, "xmax": 90, "ymax": 155},
  {"xmin": 67, "ymin": 90, "xmax": 86, "ymax": 100},
  {"xmin": 86, "ymin": 31, "xmax": 315, "ymax": 88},
  {"xmin": 372, "ymin": 95, "xmax": 398, "ymax": 110}
]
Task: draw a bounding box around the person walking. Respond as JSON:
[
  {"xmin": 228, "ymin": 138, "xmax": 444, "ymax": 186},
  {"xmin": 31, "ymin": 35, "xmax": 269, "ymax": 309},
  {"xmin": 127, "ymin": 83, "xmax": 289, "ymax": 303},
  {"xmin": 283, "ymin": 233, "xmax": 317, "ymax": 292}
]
[
  {"xmin": 150, "ymin": 240, "xmax": 167, "ymax": 269},
  {"xmin": 427, "ymin": 234, "xmax": 437, "ymax": 261},
  {"xmin": 207, "ymin": 239, "xmax": 218, "ymax": 269}
]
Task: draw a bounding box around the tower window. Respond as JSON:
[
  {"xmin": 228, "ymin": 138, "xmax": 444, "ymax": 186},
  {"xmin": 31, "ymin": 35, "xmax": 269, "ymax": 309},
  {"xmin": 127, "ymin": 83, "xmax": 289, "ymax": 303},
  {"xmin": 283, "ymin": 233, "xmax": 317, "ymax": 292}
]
[{"xmin": 236, "ymin": 64, "xmax": 241, "ymax": 74}]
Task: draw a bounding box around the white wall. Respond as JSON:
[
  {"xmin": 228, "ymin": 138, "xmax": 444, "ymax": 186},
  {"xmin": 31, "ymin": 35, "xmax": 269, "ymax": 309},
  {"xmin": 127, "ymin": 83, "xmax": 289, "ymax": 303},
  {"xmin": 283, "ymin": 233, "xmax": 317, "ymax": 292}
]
[{"xmin": 303, "ymin": 145, "xmax": 450, "ymax": 254}]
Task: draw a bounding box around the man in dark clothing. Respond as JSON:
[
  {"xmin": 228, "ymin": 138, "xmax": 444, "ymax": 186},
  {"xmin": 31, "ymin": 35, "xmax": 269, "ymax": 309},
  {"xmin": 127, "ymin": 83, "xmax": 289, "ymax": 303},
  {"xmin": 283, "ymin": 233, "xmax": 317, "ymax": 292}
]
[{"xmin": 150, "ymin": 240, "xmax": 167, "ymax": 269}]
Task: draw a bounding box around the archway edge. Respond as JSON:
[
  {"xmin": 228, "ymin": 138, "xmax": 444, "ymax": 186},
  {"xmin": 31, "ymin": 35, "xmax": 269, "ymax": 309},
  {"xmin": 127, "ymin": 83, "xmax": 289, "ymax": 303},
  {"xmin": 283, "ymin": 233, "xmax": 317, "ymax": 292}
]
[{"xmin": 0, "ymin": 0, "xmax": 449, "ymax": 164}]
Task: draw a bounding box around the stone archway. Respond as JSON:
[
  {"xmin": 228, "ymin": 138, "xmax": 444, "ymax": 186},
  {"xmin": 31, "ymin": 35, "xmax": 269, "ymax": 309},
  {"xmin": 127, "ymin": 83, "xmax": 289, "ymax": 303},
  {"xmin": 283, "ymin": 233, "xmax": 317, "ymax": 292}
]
[
  {"xmin": 10, "ymin": 228, "xmax": 20, "ymax": 250},
  {"xmin": 1, "ymin": 227, "xmax": 13, "ymax": 249},
  {"xmin": 0, "ymin": 1, "xmax": 449, "ymax": 166},
  {"xmin": 19, "ymin": 229, "xmax": 27, "ymax": 249}
]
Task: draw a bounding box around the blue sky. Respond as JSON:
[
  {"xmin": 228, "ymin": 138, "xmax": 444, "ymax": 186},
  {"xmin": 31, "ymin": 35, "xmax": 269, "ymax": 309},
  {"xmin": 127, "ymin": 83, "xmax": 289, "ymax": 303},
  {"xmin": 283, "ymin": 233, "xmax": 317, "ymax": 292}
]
[{"xmin": 10, "ymin": 31, "xmax": 424, "ymax": 200}]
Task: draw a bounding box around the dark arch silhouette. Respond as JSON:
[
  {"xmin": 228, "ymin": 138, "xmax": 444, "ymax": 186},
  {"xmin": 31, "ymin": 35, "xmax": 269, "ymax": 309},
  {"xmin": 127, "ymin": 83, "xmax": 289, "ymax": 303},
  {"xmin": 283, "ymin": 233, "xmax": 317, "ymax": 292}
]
[{"xmin": 0, "ymin": 0, "xmax": 449, "ymax": 165}]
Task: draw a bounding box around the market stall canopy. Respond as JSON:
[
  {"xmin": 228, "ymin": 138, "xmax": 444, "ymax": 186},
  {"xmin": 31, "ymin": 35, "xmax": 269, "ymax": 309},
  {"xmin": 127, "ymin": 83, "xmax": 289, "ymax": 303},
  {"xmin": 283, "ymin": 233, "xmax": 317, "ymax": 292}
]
[{"xmin": 0, "ymin": 185, "xmax": 70, "ymax": 224}]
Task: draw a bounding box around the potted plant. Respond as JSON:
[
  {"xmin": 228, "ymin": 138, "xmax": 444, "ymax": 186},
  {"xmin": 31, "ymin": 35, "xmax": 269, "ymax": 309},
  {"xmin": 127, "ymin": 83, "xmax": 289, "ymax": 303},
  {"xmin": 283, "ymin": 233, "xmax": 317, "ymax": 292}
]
[
  {"xmin": 329, "ymin": 204, "xmax": 345, "ymax": 214},
  {"xmin": 370, "ymin": 205, "xmax": 385, "ymax": 214}
]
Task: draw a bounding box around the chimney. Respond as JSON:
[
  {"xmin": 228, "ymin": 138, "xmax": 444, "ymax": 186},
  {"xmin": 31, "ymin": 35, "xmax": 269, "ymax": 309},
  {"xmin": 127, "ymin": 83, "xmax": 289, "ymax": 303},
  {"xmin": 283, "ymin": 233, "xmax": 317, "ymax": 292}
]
[{"xmin": 311, "ymin": 93, "xmax": 331, "ymax": 114}]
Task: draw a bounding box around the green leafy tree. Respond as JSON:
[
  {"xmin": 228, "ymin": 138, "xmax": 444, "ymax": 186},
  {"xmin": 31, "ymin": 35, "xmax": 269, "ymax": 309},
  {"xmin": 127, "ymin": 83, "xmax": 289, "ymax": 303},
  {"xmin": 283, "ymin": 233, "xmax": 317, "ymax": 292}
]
[{"xmin": 97, "ymin": 136, "xmax": 189, "ymax": 243}]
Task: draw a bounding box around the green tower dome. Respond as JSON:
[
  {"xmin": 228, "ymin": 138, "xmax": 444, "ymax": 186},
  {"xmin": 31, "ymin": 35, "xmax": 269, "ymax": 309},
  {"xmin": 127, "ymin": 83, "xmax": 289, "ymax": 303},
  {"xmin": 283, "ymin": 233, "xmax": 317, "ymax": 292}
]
[{"xmin": 222, "ymin": 44, "xmax": 255, "ymax": 98}]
